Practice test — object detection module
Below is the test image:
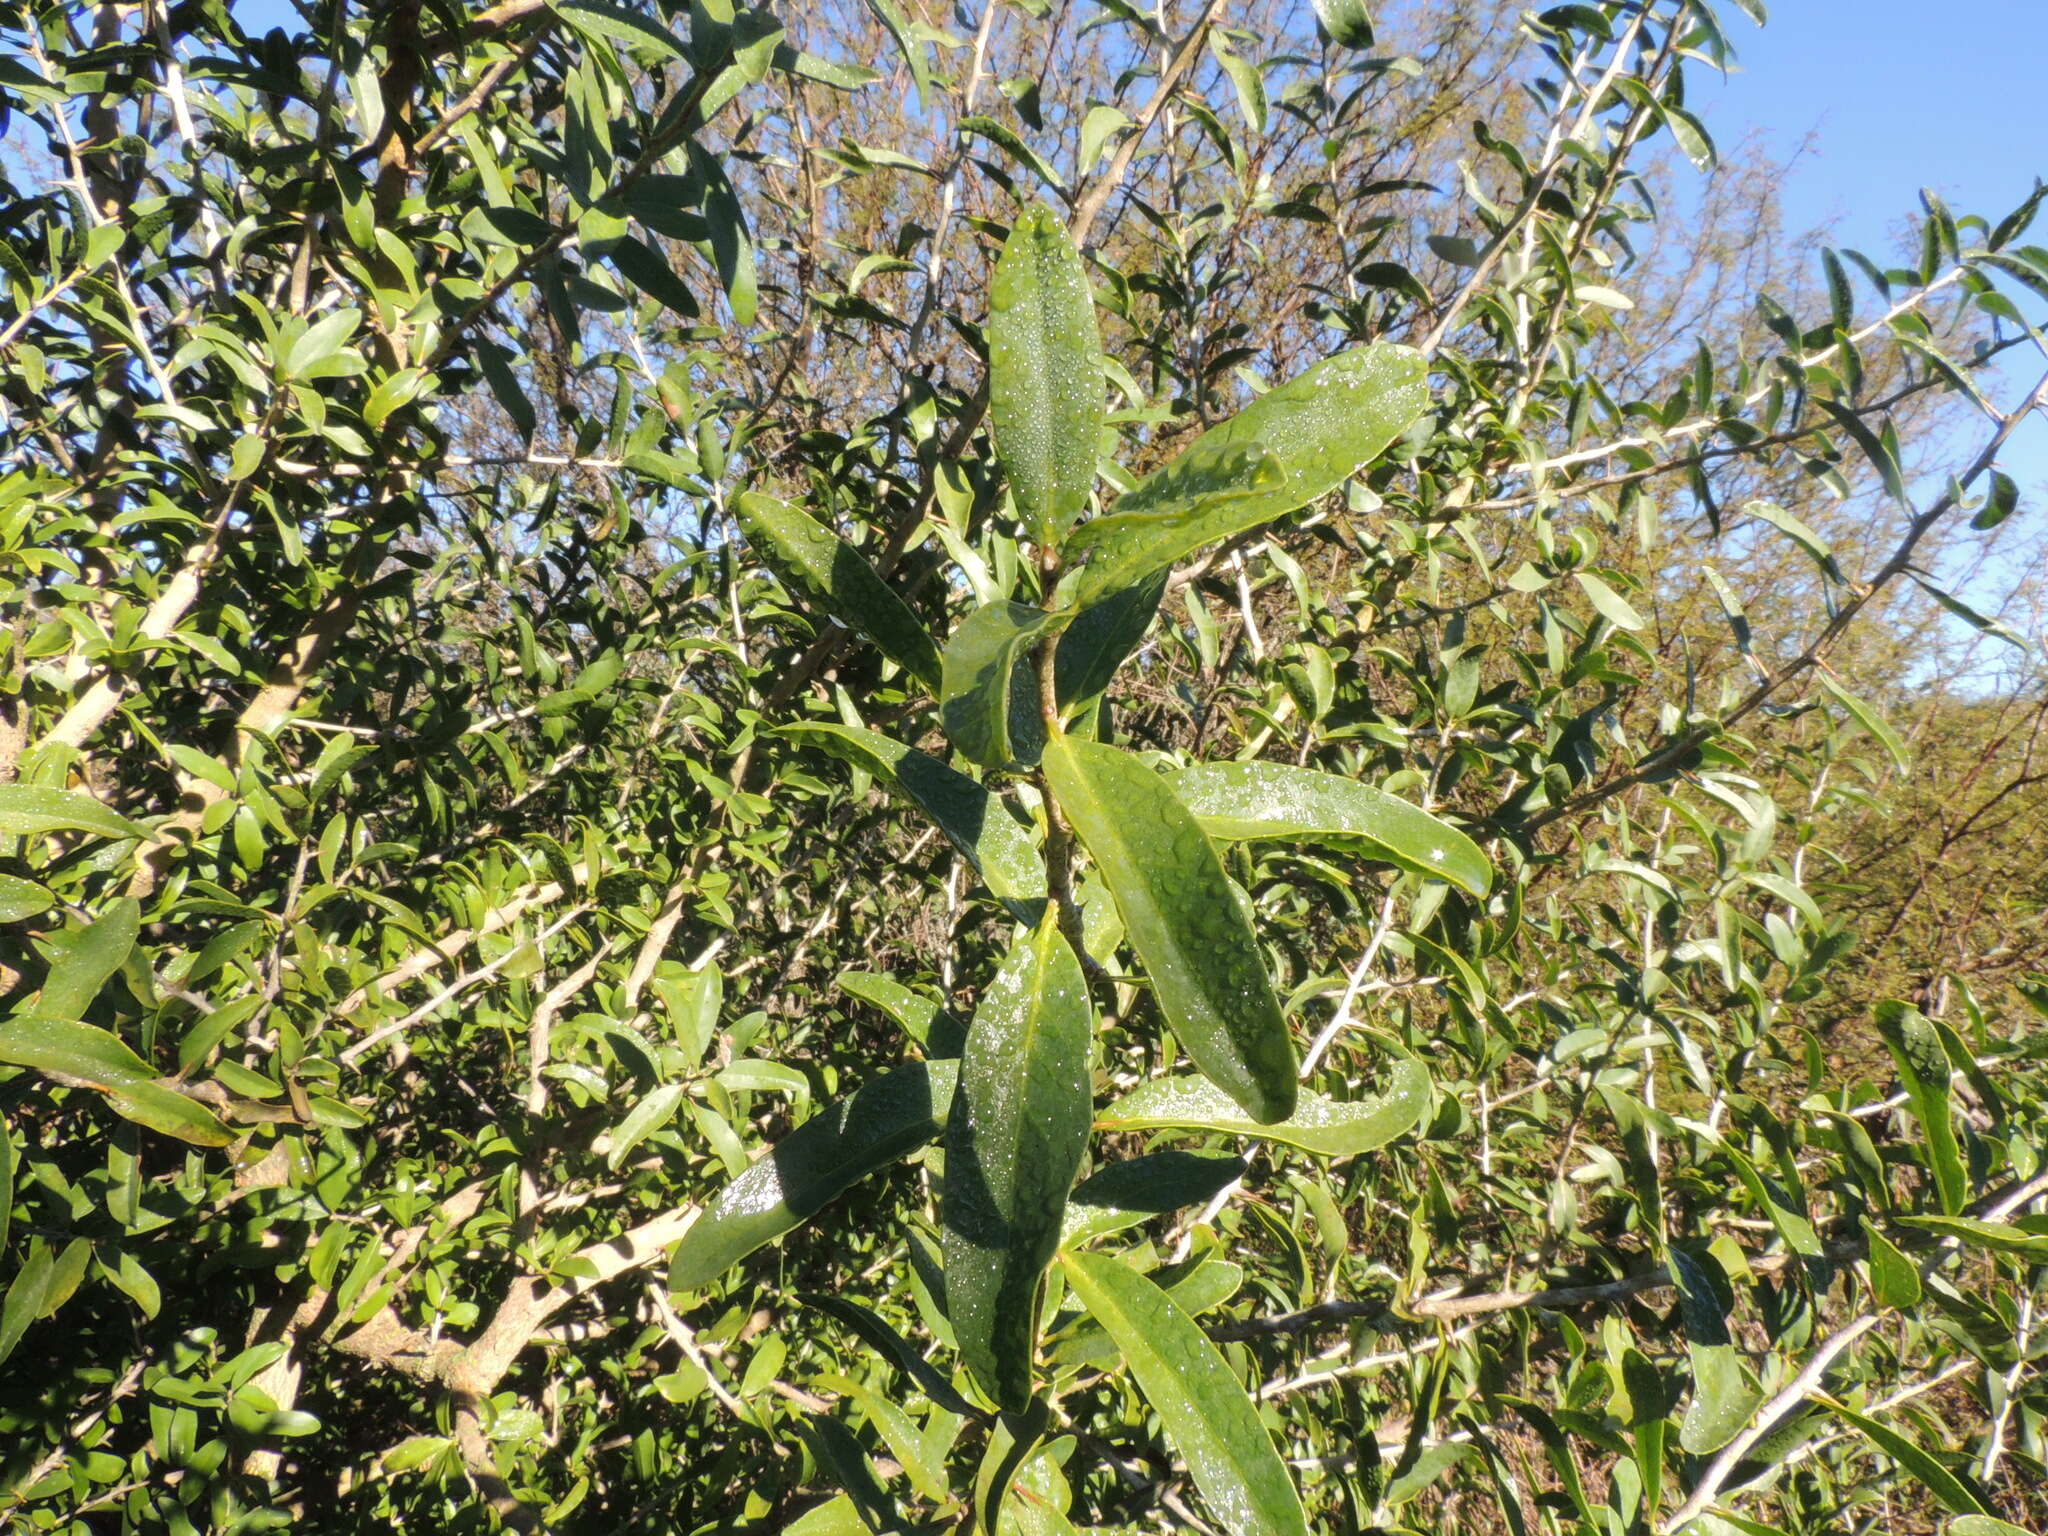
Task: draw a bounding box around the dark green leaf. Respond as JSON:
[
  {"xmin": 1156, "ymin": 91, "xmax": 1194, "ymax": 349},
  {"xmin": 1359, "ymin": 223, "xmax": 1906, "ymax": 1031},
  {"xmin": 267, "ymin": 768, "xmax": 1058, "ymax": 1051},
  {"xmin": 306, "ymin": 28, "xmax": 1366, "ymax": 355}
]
[
  {"xmin": 1169, "ymin": 761, "xmax": 1490, "ymax": 895},
  {"xmin": 668, "ymin": 1060, "xmax": 959, "ymax": 1293},
  {"xmin": 1042, "ymin": 733, "xmax": 1296, "ymax": 1122},
  {"xmin": 1818, "ymin": 1396, "xmax": 1989, "ymax": 1517},
  {"xmin": 1059, "ymin": 1251, "xmax": 1309, "ymax": 1536},
  {"xmin": 0, "ymin": 1241, "xmax": 53, "ymax": 1368},
  {"xmin": 1309, "ymin": 0, "xmax": 1375, "ymax": 48},
  {"xmin": 1061, "ymin": 1151, "xmax": 1247, "ymax": 1246},
  {"xmin": 987, "ymin": 204, "xmax": 1102, "ymax": 546},
  {"xmin": 941, "ymin": 601, "xmax": 1067, "ymax": 769},
  {"xmin": 775, "ymin": 723, "xmax": 1046, "ymax": 918},
  {"xmin": 1863, "ymin": 1218, "xmax": 1922, "ymax": 1309},
  {"xmin": 1873, "ymin": 1001, "xmax": 1966, "ymax": 1214},
  {"xmin": 943, "ymin": 918, "xmax": 1093, "ymax": 1410},
  {"xmin": 735, "ymin": 494, "xmax": 942, "ymax": 688}
]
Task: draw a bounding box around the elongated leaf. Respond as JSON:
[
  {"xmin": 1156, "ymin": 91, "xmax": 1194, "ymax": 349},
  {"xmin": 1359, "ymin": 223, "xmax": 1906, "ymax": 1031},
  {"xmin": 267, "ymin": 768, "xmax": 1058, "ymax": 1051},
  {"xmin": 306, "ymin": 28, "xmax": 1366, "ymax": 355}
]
[
  {"xmin": 0, "ymin": 785, "xmax": 144, "ymax": 841},
  {"xmin": 798, "ymin": 1291, "xmax": 977, "ymax": 1415},
  {"xmin": 735, "ymin": 493, "xmax": 941, "ymax": 688},
  {"xmin": 105, "ymin": 1080, "xmax": 235, "ymax": 1147},
  {"xmin": 0, "ymin": 1120, "xmax": 13, "ymax": 1253},
  {"xmin": 941, "ymin": 601, "xmax": 1067, "ymax": 769},
  {"xmin": 1670, "ymin": 1248, "xmax": 1760, "ymax": 1455},
  {"xmin": 1053, "ymin": 567, "xmax": 1169, "ymax": 707},
  {"xmin": 943, "ymin": 918, "xmax": 1093, "ymax": 1410},
  {"xmin": 1745, "ymin": 499, "xmax": 1845, "ymax": 585},
  {"xmin": 1873, "ymin": 1001, "xmax": 1966, "ymax": 1214},
  {"xmin": 1815, "ymin": 398, "xmax": 1907, "ymax": 502},
  {"xmin": 839, "ymin": 972, "xmax": 960, "ymax": 1053},
  {"xmin": 1309, "ymin": 0, "xmax": 1375, "ymax": 49},
  {"xmin": 1057, "ymin": 345, "xmax": 1427, "ymax": 611},
  {"xmin": 1817, "ymin": 1396, "xmax": 1990, "ymax": 1516},
  {"xmin": 0, "ymin": 874, "xmax": 54, "ymax": 922},
  {"xmin": 0, "ymin": 1240, "xmax": 53, "ymax": 1368},
  {"xmin": 668, "ymin": 1060, "xmax": 959, "ymax": 1292},
  {"xmin": 776, "ymin": 723, "xmax": 1046, "ymax": 918},
  {"xmin": 40, "ymin": 898, "xmax": 140, "ymax": 1019},
  {"xmin": 1059, "ymin": 1251, "xmax": 1309, "ymax": 1536},
  {"xmin": 987, "ymin": 205, "xmax": 1102, "ymax": 546},
  {"xmin": 1818, "ymin": 676, "xmax": 1910, "ymax": 772},
  {"xmin": 1574, "ymin": 571, "xmax": 1645, "ymax": 630},
  {"xmin": 1097, "ymin": 1057, "xmax": 1427, "ymax": 1157},
  {"xmin": 1061, "ymin": 1150, "xmax": 1247, "ymax": 1245},
  {"xmin": 1049, "ymin": 1253, "xmax": 1244, "ymax": 1367},
  {"xmin": 609, "ymin": 1082, "xmax": 687, "ymax": 1169},
  {"xmin": 1041, "ymin": 733, "xmax": 1296, "ymax": 1122},
  {"xmin": 0, "ymin": 1015, "xmax": 154, "ymax": 1088},
  {"xmin": 1898, "ymin": 1214, "xmax": 2048, "ymax": 1258},
  {"xmin": 1948, "ymin": 1519, "xmax": 2036, "ymax": 1536},
  {"xmin": 1170, "ymin": 761, "xmax": 1490, "ymax": 895},
  {"xmin": 1863, "ymin": 1218, "xmax": 1922, "ymax": 1308}
]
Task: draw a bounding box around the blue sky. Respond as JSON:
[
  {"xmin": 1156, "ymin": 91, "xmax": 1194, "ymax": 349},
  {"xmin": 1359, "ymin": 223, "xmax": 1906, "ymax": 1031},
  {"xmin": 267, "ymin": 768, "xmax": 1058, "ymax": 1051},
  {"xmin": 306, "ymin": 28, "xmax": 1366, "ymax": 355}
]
[{"xmin": 1698, "ymin": 0, "xmax": 2047, "ymax": 512}]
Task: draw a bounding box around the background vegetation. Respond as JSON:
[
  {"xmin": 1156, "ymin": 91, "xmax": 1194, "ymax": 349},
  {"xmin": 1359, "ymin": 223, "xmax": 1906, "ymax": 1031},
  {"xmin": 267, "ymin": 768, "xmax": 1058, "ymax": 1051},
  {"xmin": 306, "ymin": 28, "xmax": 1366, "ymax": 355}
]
[{"xmin": 0, "ymin": 0, "xmax": 2045, "ymax": 1532}]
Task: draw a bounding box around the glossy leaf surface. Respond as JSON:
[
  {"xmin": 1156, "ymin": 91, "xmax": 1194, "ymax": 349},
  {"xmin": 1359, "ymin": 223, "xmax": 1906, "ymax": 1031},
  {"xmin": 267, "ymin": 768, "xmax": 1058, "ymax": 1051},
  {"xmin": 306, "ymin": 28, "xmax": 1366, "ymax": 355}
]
[
  {"xmin": 943, "ymin": 918, "xmax": 1093, "ymax": 1410},
  {"xmin": 1041, "ymin": 733, "xmax": 1296, "ymax": 1122},
  {"xmin": 1098, "ymin": 1056, "xmax": 1429, "ymax": 1157},
  {"xmin": 777, "ymin": 723, "xmax": 1046, "ymax": 917},
  {"xmin": 1172, "ymin": 761, "xmax": 1491, "ymax": 895},
  {"xmin": 734, "ymin": 492, "xmax": 942, "ymax": 688},
  {"xmin": 1059, "ymin": 1251, "xmax": 1308, "ymax": 1536},
  {"xmin": 1057, "ymin": 344, "xmax": 1427, "ymax": 610},
  {"xmin": 1060, "ymin": 1150, "xmax": 1247, "ymax": 1246},
  {"xmin": 940, "ymin": 601, "xmax": 1067, "ymax": 769},
  {"xmin": 987, "ymin": 203, "xmax": 1103, "ymax": 546},
  {"xmin": 669, "ymin": 1060, "xmax": 959, "ymax": 1293}
]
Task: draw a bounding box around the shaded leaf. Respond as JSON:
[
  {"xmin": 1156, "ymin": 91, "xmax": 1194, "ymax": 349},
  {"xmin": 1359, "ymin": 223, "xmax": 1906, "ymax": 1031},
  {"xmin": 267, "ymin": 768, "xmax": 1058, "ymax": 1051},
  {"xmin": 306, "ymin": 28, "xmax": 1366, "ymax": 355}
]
[
  {"xmin": 941, "ymin": 601, "xmax": 1066, "ymax": 769},
  {"xmin": 669, "ymin": 1060, "xmax": 959, "ymax": 1292},
  {"xmin": 734, "ymin": 493, "xmax": 941, "ymax": 688}
]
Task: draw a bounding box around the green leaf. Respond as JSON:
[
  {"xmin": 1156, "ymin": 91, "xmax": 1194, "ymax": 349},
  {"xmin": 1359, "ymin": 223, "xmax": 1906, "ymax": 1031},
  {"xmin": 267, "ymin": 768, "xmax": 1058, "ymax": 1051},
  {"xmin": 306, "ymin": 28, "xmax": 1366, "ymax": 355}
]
[
  {"xmin": 1061, "ymin": 1150, "xmax": 1246, "ymax": 1246},
  {"xmin": 1052, "ymin": 568, "xmax": 1168, "ymax": 707},
  {"xmin": 1574, "ymin": 571, "xmax": 1645, "ymax": 631},
  {"xmin": 0, "ymin": 874, "xmax": 53, "ymax": 923},
  {"xmin": 40, "ymin": 898, "xmax": 139, "ymax": 1019},
  {"xmin": 1743, "ymin": 499, "xmax": 1844, "ymax": 585},
  {"xmin": 1056, "ymin": 444, "xmax": 1283, "ymax": 611},
  {"xmin": 1814, "ymin": 398, "xmax": 1907, "ymax": 503},
  {"xmin": 1042, "ymin": 733, "xmax": 1296, "ymax": 1123},
  {"xmin": 1206, "ymin": 32, "xmax": 1267, "ymax": 135},
  {"xmin": 1972, "ymin": 469, "xmax": 2019, "ymax": 532},
  {"xmin": 1862, "ymin": 1218, "xmax": 1922, "ymax": 1308},
  {"xmin": 104, "ymin": 1081, "xmax": 236, "ymax": 1147},
  {"xmin": 0, "ymin": 785, "xmax": 144, "ymax": 841},
  {"xmin": 941, "ymin": 601, "xmax": 1068, "ymax": 769},
  {"xmin": 1948, "ymin": 1519, "xmax": 2038, "ymax": 1536},
  {"xmin": 0, "ymin": 1240, "xmax": 54, "ymax": 1368},
  {"xmin": 1897, "ymin": 1214, "xmax": 2048, "ymax": 1259},
  {"xmin": 1904, "ymin": 571, "xmax": 2030, "ymax": 652},
  {"xmin": 1873, "ymin": 1001, "xmax": 1967, "ymax": 1214},
  {"xmin": 1818, "ymin": 676, "xmax": 1910, "ymax": 772},
  {"xmin": 608, "ymin": 1082, "xmax": 687, "ymax": 1170},
  {"xmin": 1309, "ymin": 0, "xmax": 1375, "ymax": 48},
  {"xmin": 1097, "ymin": 1058, "xmax": 1428, "ymax": 1157},
  {"xmin": 1671, "ymin": 1248, "xmax": 1759, "ymax": 1455},
  {"xmin": 551, "ymin": 0, "xmax": 690, "ymax": 62},
  {"xmin": 0, "ymin": 1120, "xmax": 12, "ymax": 1253},
  {"xmin": 1622, "ymin": 1348, "xmax": 1666, "ymax": 1517},
  {"xmin": 1816, "ymin": 1396, "xmax": 1989, "ymax": 1517},
  {"xmin": 668, "ymin": 1060, "xmax": 959, "ymax": 1293},
  {"xmin": 1170, "ymin": 761, "xmax": 1490, "ymax": 895},
  {"xmin": 734, "ymin": 493, "xmax": 942, "ymax": 689},
  {"xmin": 1058, "ymin": 1251, "xmax": 1309, "ymax": 1536},
  {"xmin": 1048, "ymin": 1252, "xmax": 1245, "ymax": 1368},
  {"xmin": 960, "ymin": 117, "xmax": 1066, "ymax": 193},
  {"xmin": 987, "ymin": 204, "xmax": 1103, "ymax": 546},
  {"xmin": 943, "ymin": 917, "xmax": 1093, "ymax": 1411},
  {"xmin": 1058, "ymin": 345, "xmax": 1427, "ymax": 609},
  {"xmin": 0, "ymin": 1015, "xmax": 153, "ymax": 1088},
  {"xmin": 775, "ymin": 723, "xmax": 1046, "ymax": 919}
]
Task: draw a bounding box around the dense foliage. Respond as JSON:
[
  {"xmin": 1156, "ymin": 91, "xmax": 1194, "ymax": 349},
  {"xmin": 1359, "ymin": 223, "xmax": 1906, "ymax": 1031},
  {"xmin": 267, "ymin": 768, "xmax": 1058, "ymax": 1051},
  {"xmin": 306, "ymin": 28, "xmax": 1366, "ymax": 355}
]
[{"xmin": 1, "ymin": 1, "xmax": 2045, "ymax": 1533}]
